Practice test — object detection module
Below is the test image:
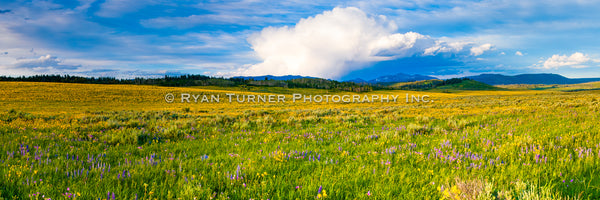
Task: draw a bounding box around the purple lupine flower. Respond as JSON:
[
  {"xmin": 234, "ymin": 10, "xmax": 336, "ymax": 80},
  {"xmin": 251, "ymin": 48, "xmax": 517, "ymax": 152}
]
[{"xmin": 317, "ymin": 185, "xmax": 322, "ymax": 194}]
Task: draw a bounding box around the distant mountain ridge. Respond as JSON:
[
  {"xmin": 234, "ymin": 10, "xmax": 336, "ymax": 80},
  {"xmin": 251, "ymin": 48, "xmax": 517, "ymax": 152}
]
[
  {"xmin": 234, "ymin": 73, "xmax": 439, "ymax": 84},
  {"xmin": 346, "ymin": 73, "xmax": 438, "ymax": 84},
  {"xmin": 233, "ymin": 73, "xmax": 600, "ymax": 85},
  {"xmin": 467, "ymin": 73, "xmax": 600, "ymax": 85},
  {"xmin": 368, "ymin": 73, "xmax": 437, "ymax": 83},
  {"xmin": 345, "ymin": 78, "xmax": 368, "ymax": 84},
  {"xmin": 232, "ymin": 75, "xmax": 318, "ymax": 80}
]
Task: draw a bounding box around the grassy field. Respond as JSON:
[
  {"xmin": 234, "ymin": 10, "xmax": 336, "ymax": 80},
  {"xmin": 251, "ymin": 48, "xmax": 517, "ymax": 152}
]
[
  {"xmin": 1, "ymin": 81, "xmax": 600, "ymax": 199},
  {"xmin": 495, "ymin": 82, "xmax": 600, "ymax": 92}
]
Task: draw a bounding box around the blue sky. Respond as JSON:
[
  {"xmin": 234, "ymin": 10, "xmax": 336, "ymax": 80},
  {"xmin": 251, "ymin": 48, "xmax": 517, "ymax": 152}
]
[{"xmin": 1, "ymin": 0, "xmax": 599, "ymax": 80}]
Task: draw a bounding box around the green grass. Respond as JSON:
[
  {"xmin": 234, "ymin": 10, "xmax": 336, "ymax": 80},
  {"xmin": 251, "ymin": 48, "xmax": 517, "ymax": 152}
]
[
  {"xmin": 496, "ymin": 81, "xmax": 600, "ymax": 92},
  {"xmin": 432, "ymin": 80, "xmax": 502, "ymax": 92},
  {"xmin": 389, "ymin": 79, "xmax": 502, "ymax": 92},
  {"xmin": 388, "ymin": 79, "xmax": 442, "ymax": 88},
  {"xmin": 0, "ymin": 82, "xmax": 599, "ymax": 199}
]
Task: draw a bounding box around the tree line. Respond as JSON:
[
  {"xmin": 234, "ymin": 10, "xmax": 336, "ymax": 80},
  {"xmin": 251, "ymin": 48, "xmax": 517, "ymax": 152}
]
[
  {"xmin": 395, "ymin": 78, "xmax": 471, "ymax": 90},
  {"xmin": 0, "ymin": 74, "xmax": 374, "ymax": 92}
]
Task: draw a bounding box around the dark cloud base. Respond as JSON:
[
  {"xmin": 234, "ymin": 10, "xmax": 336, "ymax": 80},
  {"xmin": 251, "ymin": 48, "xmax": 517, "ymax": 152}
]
[{"xmin": 342, "ymin": 55, "xmax": 464, "ymax": 81}]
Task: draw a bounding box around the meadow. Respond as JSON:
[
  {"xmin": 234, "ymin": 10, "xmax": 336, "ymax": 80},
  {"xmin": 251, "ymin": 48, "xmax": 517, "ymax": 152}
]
[{"xmin": 1, "ymin": 81, "xmax": 600, "ymax": 199}]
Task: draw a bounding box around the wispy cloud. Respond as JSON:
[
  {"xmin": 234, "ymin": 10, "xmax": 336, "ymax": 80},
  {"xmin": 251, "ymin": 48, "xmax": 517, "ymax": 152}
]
[
  {"xmin": 95, "ymin": 0, "xmax": 158, "ymax": 18},
  {"xmin": 141, "ymin": 15, "xmax": 284, "ymax": 29}
]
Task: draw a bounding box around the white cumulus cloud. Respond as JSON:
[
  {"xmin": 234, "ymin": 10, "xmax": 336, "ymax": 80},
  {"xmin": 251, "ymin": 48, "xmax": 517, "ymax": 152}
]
[
  {"xmin": 10, "ymin": 54, "xmax": 80, "ymax": 71},
  {"xmin": 470, "ymin": 43, "xmax": 494, "ymax": 56},
  {"xmin": 542, "ymin": 52, "xmax": 597, "ymax": 69},
  {"xmin": 515, "ymin": 51, "xmax": 523, "ymax": 56},
  {"xmin": 424, "ymin": 41, "xmax": 471, "ymax": 56},
  {"xmin": 240, "ymin": 7, "xmax": 486, "ymax": 79}
]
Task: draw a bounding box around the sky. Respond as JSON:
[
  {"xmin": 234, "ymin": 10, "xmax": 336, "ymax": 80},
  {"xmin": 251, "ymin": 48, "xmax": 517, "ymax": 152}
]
[{"xmin": 1, "ymin": 0, "xmax": 600, "ymax": 80}]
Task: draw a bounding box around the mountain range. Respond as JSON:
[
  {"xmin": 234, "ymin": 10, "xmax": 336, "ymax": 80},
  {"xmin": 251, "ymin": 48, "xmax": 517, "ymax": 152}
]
[
  {"xmin": 232, "ymin": 75, "xmax": 318, "ymax": 81},
  {"xmin": 235, "ymin": 73, "xmax": 600, "ymax": 85},
  {"xmin": 349, "ymin": 73, "xmax": 438, "ymax": 84}
]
